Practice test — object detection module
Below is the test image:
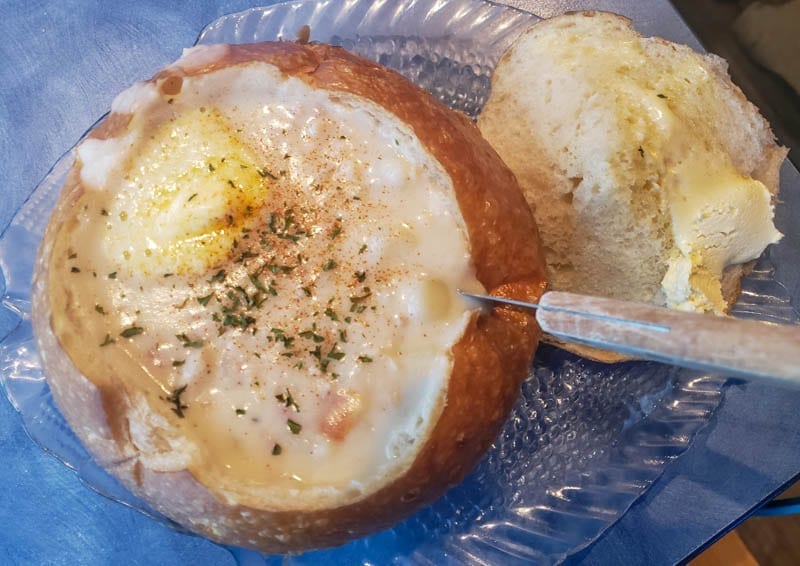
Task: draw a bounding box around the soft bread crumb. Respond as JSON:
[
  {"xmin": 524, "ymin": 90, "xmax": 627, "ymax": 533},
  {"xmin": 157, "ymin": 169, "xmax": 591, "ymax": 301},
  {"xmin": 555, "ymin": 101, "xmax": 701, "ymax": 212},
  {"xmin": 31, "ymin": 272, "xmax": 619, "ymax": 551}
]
[{"xmin": 479, "ymin": 11, "xmax": 786, "ymax": 312}]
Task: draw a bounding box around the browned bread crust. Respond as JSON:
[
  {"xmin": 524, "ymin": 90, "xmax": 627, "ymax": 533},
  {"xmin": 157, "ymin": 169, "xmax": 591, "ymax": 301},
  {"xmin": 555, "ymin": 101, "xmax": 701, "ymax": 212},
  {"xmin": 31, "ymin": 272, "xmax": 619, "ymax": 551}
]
[{"xmin": 32, "ymin": 42, "xmax": 547, "ymax": 552}]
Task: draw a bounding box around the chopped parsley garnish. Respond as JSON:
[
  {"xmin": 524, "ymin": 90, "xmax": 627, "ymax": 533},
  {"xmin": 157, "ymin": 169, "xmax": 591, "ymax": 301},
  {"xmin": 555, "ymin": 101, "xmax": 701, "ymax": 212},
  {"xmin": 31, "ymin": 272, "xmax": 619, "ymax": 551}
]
[
  {"xmin": 257, "ymin": 167, "xmax": 278, "ymax": 180},
  {"xmin": 330, "ymin": 223, "xmax": 342, "ymax": 240},
  {"xmin": 120, "ymin": 326, "xmax": 144, "ymax": 338},
  {"xmin": 70, "ymin": 267, "xmax": 80, "ymax": 273},
  {"xmin": 358, "ymin": 244, "xmax": 368, "ymax": 254},
  {"xmin": 235, "ymin": 408, "xmax": 247, "ymax": 416},
  {"xmin": 249, "ymin": 273, "xmax": 268, "ymax": 293},
  {"xmin": 657, "ymin": 93, "xmax": 668, "ymax": 99},
  {"xmin": 164, "ymin": 385, "xmax": 189, "ymax": 418},
  {"xmin": 355, "ymin": 271, "xmax": 367, "ymax": 283},
  {"xmin": 172, "ymin": 360, "xmax": 185, "ymax": 367},
  {"xmin": 327, "ymin": 344, "xmax": 345, "ymax": 361},
  {"xmin": 287, "ymin": 419, "xmax": 302, "ymax": 434},
  {"xmin": 324, "ymin": 307, "xmax": 339, "ymax": 321},
  {"xmin": 99, "ymin": 334, "xmax": 115, "ymax": 347},
  {"xmin": 208, "ymin": 269, "xmax": 226, "ymax": 284},
  {"xmin": 94, "ymin": 304, "xmax": 107, "ymax": 315},
  {"xmin": 299, "ymin": 330, "xmax": 325, "ymax": 343},
  {"xmin": 176, "ymin": 333, "xmax": 204, "ymax": 348},
  {"xmin": 187, "ymin": 193, "xmax": 198, "ymax": 202},
  {"xmin": 108, "ymin": 272, "xmax": 117, "ymax": 279},
  {"xmin": 271, "ymin": 328, "xmax": 294, "ymax": 348},
  {"xmin": 275, "ymin": 388, "xmax": 299, "ymax": 411},
  {"xmin": 358, "ymin": 355, "xmax": 373, "ymax": 363},
  {"xmin": 323, "ymin": 259, "xmax": 336, "ymax": 271},
  {"xmin": 272, "ymin": 443, "xmax": 282, "ymax": 455},
  {"xmin": 197, "ymin": 293, "xmax": 213, "ymax": 306},
  {"xmin": 349, "ymin": 287, "xmax": 372, "ymax": 312}
]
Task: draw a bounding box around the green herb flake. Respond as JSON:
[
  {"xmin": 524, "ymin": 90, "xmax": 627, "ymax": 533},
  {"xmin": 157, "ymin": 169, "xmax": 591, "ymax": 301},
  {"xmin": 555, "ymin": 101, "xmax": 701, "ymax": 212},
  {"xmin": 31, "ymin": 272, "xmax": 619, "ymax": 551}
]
[
  {"xmin": 108, "ymin": 271, "xmax": 117, "ymax": 280},
  {"xmin": 71, "ymin": 267, "xmax": 80, "ymax": 273},
  {"xmin": 187, "ymin": 193, "xmax": 198, "ymax": 202},
  {"xmin": 358, "ymin": 244, "xmax": 368, "ymax": 254},
  {"xmin": 94, "ymin": 304, "xmax": 106, "ymax": 315},
  {"xmin": 349, "ymin": 287, "xmax": 372, "ymax": 312},
  {"xmin": 176, "ymin": 333, "xmax": 204, "ymax": 348},
  {"xmin": 101, "ymin": 209, "xmax": 109, "ymax": 216},
  {"xmin": 236, "ymin": 408, "xmax": 247, "ymax": 416},
  {"xmin": 272, "ymin": 443, "xmax": 282, "ymax": 456},
  {"xmin": 257, "ymin": 167, "xmax": 278, "ymax": 180},
  {"xmin": 355, "ymin": 271, "xmax": 367, "ymax": 283},
  {"xmin": 164, "ymin": 385, "xmax": 189, "ymax": 418},
  {"xmin": 208, "ymin": 163, "xmax": 216, "ymax": 172},
  {"xmin": 287, "ymin": 419, "xmax": 302, "ymax": 434},
  {"xmin": 249, "ymin": 273, "xmax": 267, "ymax": 293},
  {"xmin": 302, "ymin": 286, "xmax": 313, "ymax": 297},
  {"xmin": 657, "ymin": 93, "xmax": 668, "ymax": 99},
  {"xmin": 330, "ymin": 224, "xmax": 342, "ymax": 240},
  {"xmin": 323, "ymin": 259, "xmax": 336, "ymax": 272},
  {"xmin": 208, "ymin": 269, "xmax": 226, "ymax": 284},
  {"xmin": 120, "ymin": 326, "xmax": 144, "ymax": 338},
  {"xmin": 324, "ymin": 307, "xmax": 339, "ymax": 321},
  {"xmin": 327, "ymin": 347, "xmax": 345, "ymax": 361},
  {"xmin": 172, "ymin": 360, "xmax": 186, "ymax": 367},
  {"xmin": 275, "ymin": 388, "xmax": 300, "ymax": 411},
  {"xmin": 99, "ymin": 334, "xmax": 115, "ymax": 347},
  {"xmin": 358, "ymin": 355, "xmax": 373, "ymax": 363},
  {"xmin": 197, "ymin": 293, "xmax": 214, "ymax": 306}
]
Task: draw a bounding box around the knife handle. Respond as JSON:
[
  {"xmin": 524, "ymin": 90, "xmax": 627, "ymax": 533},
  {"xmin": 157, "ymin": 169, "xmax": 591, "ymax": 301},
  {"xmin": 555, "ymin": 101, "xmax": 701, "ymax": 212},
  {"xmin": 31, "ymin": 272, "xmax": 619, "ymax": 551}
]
[{"xmin": 536, "ymin": 291, "xmax": 800, "ymax": 382}]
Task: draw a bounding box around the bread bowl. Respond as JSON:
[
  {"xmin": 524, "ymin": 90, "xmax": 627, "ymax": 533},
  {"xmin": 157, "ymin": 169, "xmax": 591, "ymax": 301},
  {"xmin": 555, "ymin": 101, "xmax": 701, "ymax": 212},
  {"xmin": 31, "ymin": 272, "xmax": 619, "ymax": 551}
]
[{"xmin": 30, "ymin": 41, "xmax": 547, "ymax": 552}]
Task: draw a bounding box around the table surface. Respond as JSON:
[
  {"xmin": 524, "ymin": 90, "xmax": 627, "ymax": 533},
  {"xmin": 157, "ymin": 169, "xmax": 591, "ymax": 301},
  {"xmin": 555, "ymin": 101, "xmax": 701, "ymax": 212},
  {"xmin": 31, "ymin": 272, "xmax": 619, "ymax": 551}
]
[{"xmin": 1, "ymin": 1, "xmax": 799, "ymax": 564}]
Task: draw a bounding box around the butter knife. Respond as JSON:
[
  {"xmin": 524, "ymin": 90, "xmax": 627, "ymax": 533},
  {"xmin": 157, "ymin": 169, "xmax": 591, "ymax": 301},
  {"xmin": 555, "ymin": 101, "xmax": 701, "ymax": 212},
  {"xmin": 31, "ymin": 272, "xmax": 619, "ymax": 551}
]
[{"xmin": 459, "ymin": 290, "xmax": 800, "ymax": 382}]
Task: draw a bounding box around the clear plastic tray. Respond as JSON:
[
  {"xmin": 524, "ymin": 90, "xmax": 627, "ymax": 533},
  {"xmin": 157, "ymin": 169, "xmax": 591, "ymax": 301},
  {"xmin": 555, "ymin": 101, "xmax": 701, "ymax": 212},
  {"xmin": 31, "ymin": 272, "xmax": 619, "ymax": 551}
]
[{"xmin": 1, "ymin": 0, "xmax": 798, "ymax": 564}]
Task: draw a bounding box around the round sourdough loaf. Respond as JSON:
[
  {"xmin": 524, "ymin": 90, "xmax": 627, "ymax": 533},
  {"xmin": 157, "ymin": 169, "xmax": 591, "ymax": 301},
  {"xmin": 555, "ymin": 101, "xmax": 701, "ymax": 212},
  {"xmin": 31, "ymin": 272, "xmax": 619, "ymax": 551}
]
[{"xmin": 31, "ymin": 42, "xmax": 547, "ymax": 552}]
